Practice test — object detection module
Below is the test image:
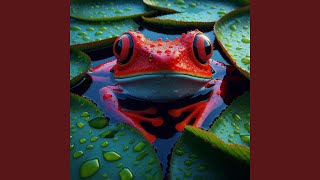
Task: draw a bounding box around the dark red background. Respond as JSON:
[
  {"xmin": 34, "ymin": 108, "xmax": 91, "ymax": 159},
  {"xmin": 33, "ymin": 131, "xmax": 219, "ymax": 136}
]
[{"xmin": 1, "ymin": 0, "xmax": 319, "ymax": 179}]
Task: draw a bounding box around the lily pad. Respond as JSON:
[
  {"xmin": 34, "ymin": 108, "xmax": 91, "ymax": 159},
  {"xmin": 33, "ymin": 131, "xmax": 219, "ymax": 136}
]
[
  {"xmin": 71, "ymin": 0, "xmax": 155, "ymax": 21},
  {"xmin": 143, "ymin": 0, "xmax": 248, "ymax": 27},
  {"xmin": 70, "ymin": 18, "xmax": 139, "ymax": 51},
  {"xmin": 70, "ymin": 49, "xmax": 91, "ymax": 87},
  {"xmin": 215, "ymin": 6, "xmax": 250, "ymax": 78},
  {"xmin": 142, "ymin": 12, "xmax": 216, "ymax": 27},
  {"xmin": 170, "ymin": 125, "xmax": 249, "ymax": 179},
  {"xmin": 70, "ymin": 94, "xmax": 162, "ymax": 180},
  {"xmin": 208, "ymin": 91, "xmax": 250, "ymax": 163}
]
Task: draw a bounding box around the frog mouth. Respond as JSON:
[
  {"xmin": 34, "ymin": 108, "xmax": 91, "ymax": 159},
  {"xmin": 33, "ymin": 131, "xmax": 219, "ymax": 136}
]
[
  {"xmin": 114, "ymin": 72, "xmax": 211, "ymax": 81},
  {"xmin": 114, "ymin": 72, "xmax": 212, "ymax": 102}
]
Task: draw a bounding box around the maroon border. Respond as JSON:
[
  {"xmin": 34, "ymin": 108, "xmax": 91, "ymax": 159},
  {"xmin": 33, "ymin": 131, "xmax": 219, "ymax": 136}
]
[
  {"xmin": 251, "ymin": 0, "xmax": 320, "ymax": 179},
  {"xmin": 2, "ymin": 0, "xmax": 69, "ymax": 179}
]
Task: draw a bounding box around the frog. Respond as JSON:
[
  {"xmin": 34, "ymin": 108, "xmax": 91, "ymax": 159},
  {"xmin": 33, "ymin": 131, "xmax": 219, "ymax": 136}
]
[{"xmin": 90, "ymin": 29, "xmax": 228, "ymax": 142}]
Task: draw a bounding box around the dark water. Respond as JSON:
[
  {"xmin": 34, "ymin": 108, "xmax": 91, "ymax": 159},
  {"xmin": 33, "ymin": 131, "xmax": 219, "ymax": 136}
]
[{"xmin": 71, "ymin": 22, "xmax": 249, "ymax": 178}]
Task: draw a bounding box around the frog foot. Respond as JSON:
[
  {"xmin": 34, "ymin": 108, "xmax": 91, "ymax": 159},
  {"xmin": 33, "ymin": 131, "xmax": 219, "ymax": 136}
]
[
  {"xmin": 120, "ymin": 107, "xmax": 164, "ymax": 142},
  {"xmin": 168, "ymin": 101, "xmax": 208, "ymax": 131}
]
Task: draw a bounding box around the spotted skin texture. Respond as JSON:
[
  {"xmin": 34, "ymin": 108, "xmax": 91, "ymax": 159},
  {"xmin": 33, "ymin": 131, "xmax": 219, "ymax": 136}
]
[{"xmin": 113, "ymin": 30, "xmax": 212, "ymax": 79}]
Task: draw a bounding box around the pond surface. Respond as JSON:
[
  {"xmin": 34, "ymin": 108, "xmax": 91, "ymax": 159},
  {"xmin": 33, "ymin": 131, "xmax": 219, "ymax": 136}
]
[{"xmin": 71, "ymin": 20, "xmax": 249, "ymax": 178}]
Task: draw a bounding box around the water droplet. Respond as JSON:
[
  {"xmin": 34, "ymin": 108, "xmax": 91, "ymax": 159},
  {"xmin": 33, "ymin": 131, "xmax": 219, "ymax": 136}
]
[
  {"xmin": 103, "ymin": 151, "xmax": 122, "ymax": 161},
  {"xmin": 136, "ymin": 151, "xmax": 149, "ymax": 161},
  {"xmin": 80, "ymin": 159, "xmax": 100, "ymax": 178},
  {"xmin": 175, "ymin": 0, "xmax": 185, "ymax": 5},
  {"xmin": 86, "ymin": 27, "xmax": 95, "ymax": 31},
  {"xmin": 73, "ymin": 151, "xmax": 84, "ymax": 159},
  {"xmin": 241, "ymin": 58, "xmax": 250, "ymax": 64},
  {"xmin": 80, "ymin": 112, "xmax": 90, "ymax": 117},
  {"xmin": 90, "ymin": 136, "xmax": 98, "ymax": 142},
  {"xmin": 119, "ymin": 168, "xmax": 133, "ymax": 180},
  {"xmin": 95, "ymin": 31, "xmax": 103, "ymax": 36},
  {"xmin": 233, "ymin": 114, "xmax": 241, "ymax": 121},
  {"xmin": 102, "ymin": 173, "xmax": 108, "ymax": 178},
  {"xmin": 70, "ymin": 26, "xmax": 81, "ymax": 31},
  {"xmin": 184, "ymin": 160, "xmax": 192, "ymax": 166},
  {"xmin": 240, "ymin": 135, "xmax": 250, "ymax": 144},
  {"xmin": 230, "ymin": 25, "xmax": 237, "ymax": 31},
  {"xmin": 89, "ymin": 117, "xmax": 108, "ymax": 129},
  {"xmin": 228, "ymin": 134, "xmax": 235, "ymax": 138},
  {"xmin": 243, "ymin": 25, "xmax": 249, "ymax": 29},
  {"xmin": 123, "ymin": 146, "xmax": 129, "ymax": 151},
  {"xmin": 124, "ymin": 7, "xmax": 132, "ymax": 11},
  {"xmin": 133, "ymin": 142, "xmax": 146, "ymax": 152},
  {"xmin": 99, "ymin": 27, "xmax": 107, "ymax": 31},
  {"xmin": 129, "ymin": 139, "xmax": 135, "ymax": 144},
  {"xmin": 78, "ymin": 32, "xmax": 88, "ymax": 36},
  {"xmin": 80, "ymin": 138, "xmax": 86, "ymax": 144},
  {"xmin": 115, "ymin": 10, "xmax": 123, "ymax": 14},
  {"xmin": 76, "ymin": 122, "xmax": 84, "ymax": 128},
  {"xmin": 101, "ymin": 141, "xmax": 108, "ymax": 147},
  {"xmin": 100, "ymin": 129, "xmax": 117, "ymax": 138},
  {"xmin": 241, "ymin": 38, "xmax": 250, "ymax": 43},
  {"xmin": 175, "ymin": 148, "xmax": 184, "ymax": 156},
  {"xmin": 116, "ymin": 163, "xmax": 123, "ymax": 168},
  {"xmin": 217, "ymin": 11, "xmax": 227, "ymax": 15},
  {"xmin": 86, "ymin": 144, "xmax": 94, "ymax": 149},
  {"xmin": 148, "ymin": 157, "xmax": 156, "ymax": 165},
  {"xmin": 189, "ymin": 3, "xmax": 196, "ymax": 7},
  {"xmin": 70, "ymin": 144, "xmax": 74, "ymax": 150}
]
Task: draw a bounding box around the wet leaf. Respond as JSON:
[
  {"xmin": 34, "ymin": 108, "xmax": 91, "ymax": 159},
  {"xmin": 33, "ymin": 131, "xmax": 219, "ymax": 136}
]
[
  {"xmin": 215, "ymin": 6, "xmax": 250, "ymax": 78},
  {"xmin": 71, "ymin": 0, "xmax": 155, "ymax": 21},
  {"xmin": 170, "ymin": 125, "xmax": 249, "ymax": 179},
  {"xmin": 70, "ymin": 49, "xmax": 91, "ymax": 87},
  {"xmin": 208, "ymin": 91, "xmax": 250, "ymax": 163},
  {"xmin": 70, "ymin": 94, "xmax": 162, "ymax": 180},
  {"xmin": 70, "ymin": 18, "xmax": 139, "ymax": 51}
]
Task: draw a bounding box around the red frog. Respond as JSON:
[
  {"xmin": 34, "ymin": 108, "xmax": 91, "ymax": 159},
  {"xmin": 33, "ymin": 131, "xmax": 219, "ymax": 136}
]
[{"xmin": 91, "ymin": 29, "xmax": 227, "ymax": 142}]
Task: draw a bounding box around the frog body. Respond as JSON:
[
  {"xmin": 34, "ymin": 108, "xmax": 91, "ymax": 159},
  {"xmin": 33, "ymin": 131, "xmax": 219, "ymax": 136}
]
[{"xmin": 91, "ymin": 30, "xmax": 227, "ymax": 142}]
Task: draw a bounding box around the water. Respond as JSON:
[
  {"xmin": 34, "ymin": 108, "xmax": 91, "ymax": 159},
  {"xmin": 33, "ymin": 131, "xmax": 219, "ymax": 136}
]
[{"xmin": 71, "ymin": 21, "xmax": 249, "ymax": 178}]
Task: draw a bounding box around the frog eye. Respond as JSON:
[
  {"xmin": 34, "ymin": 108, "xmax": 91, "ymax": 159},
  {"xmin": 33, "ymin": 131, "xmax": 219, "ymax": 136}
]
[
  {"xmin": 193, "ymin": 34, "xmax": 213, "ymax": 64},
  {"xmin": 113, "ymin": 33, "xmax": 134, "ymax": 65}
]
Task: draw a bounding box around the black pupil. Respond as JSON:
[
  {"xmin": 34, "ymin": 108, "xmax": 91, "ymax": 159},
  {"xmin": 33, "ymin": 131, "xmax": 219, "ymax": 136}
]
[
  {"xmin": 204, "ymin": 39, "xmax": 211, "ymax": 56},
  {"xmin": 115, "ymin": 39, "xmax": 122, "ymax": 55}
]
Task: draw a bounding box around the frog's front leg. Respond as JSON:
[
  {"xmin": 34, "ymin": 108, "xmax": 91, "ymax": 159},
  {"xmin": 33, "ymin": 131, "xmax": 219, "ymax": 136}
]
[
  {"xmin": 168, "ymin": 79, "xmax": 224, "ymax": 131},
  {"xmin": 99, "ymin": 85, "xmax": 162, "ymax": 142}
]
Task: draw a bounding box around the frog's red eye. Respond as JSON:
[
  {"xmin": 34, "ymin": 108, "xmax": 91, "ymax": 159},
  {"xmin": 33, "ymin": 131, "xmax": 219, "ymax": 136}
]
[
  {"xmin": 113, "ymin": 33, "xmax": 134, "ymax": 65},
  {"xmin": 193, "ymin": 34, "xmax": 213, "ymax": 64}
]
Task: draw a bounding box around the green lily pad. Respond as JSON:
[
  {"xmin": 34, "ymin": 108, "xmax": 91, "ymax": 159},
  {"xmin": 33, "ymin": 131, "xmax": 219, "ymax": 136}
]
[
  {"xmin": 143, "ymin": 0, "xmax": 248, "ymax": 27},
  {"xmin": 70, "ymin": 18, "xmax": 139, "ymax": 51},
  {"xmin": 170, "ymin": 125, "xmax": 249, "ymax": 179},
  {"xmin": 215, "ymin": 6, "xmax": 250, "ymax": 78},
  {"xmin": 208, "ymin": 91, "xmax": 250, "ymax": 163},
  {"xmin": 142, "ymin": 12, "xmax": 216, "ymax": 27},
  {"xmin": 71, "ymin": 0, "xmax": 155, "ymax": 21},
  {"xmin": 70, "ymin": 94, "xmax": 162, "ymax": 180},
  {"xmin": 143, "ymin": 0, "xmax": 248, "ymax": 13},
  {"xmin": 70, "ymin": 49, "xmax": 91, "ymax": 87}
]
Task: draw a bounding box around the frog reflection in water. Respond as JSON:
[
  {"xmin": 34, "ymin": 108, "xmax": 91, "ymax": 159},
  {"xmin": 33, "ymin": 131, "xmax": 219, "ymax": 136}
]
[{"xmin": 92, "ymin": 29, "xmax": 228, "ymax": 142}]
